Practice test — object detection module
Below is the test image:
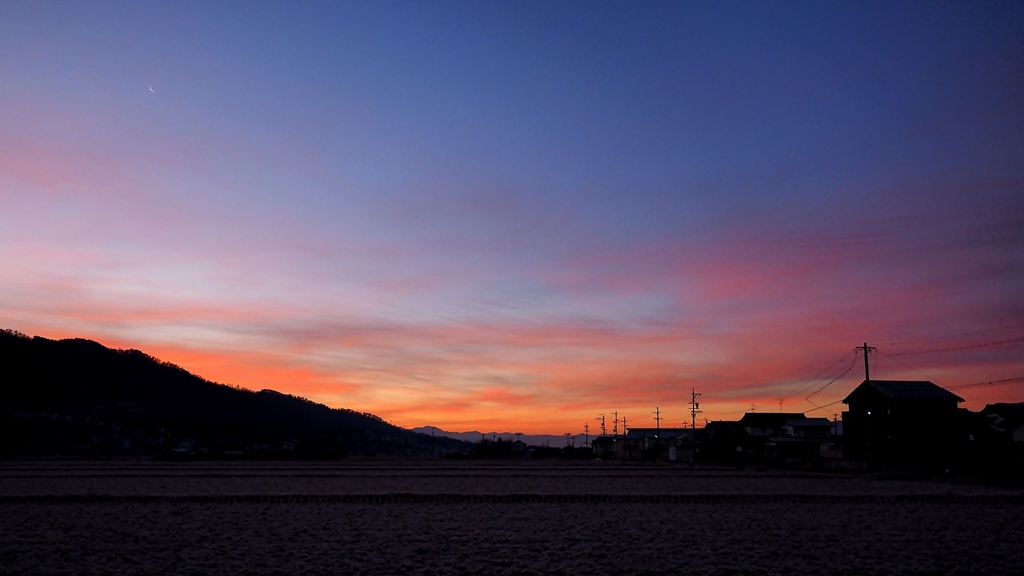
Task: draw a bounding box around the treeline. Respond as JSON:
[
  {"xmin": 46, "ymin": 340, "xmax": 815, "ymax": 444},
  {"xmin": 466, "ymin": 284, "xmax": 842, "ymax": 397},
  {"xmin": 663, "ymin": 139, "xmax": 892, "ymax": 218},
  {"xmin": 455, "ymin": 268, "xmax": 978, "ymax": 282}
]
[{"xmin": 472, "ymin": 437, "xmax": 594, "ymax": 460}]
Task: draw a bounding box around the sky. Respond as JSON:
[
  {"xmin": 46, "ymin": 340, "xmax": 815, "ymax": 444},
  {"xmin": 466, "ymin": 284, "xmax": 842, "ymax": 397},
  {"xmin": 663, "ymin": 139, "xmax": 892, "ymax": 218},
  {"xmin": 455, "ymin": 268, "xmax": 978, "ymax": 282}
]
[{"xmin": 2, "ymin": 1, "xmax": 1022, "ymax": 435}]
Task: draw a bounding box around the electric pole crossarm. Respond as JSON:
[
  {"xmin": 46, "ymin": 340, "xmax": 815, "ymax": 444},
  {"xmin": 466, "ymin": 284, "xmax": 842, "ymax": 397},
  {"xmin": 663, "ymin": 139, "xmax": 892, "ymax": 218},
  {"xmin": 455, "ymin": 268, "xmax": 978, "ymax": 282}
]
[{"xmin": 856, "ymin": 342, "xmax": 876, "ymax": 382}]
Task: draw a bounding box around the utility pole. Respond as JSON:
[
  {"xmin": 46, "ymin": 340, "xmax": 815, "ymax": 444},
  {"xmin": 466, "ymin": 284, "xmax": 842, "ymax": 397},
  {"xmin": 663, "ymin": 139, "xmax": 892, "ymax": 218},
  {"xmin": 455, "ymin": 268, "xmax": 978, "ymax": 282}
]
[
  {"xmin": 583, "ymin": 422, "xmax": 590, "ymax": 447},
  {"xmin": 653, "ymin": 406, "xmax": 662, "ymax": 434},
  {"xmin": 856, "ymin": 342, "xmax": 876, "ymax": 381},
  {"xmin": 621, "ymin": 416, "xmax": 628, "ymax": 436},
  {"xmin": 690, "ymin": 389, "xmax": 702, "ymax": 431},
  {"xmin": 690, "ymin": 388, "xmax": 702, "ymax": 465},
  {"xmin": 597, "ymin": 414, "xmax": 606, "ymax": 437},
  {"xmin": 613, "ymin": 411, "xmax": 619, "ymax": 437},
  {"xmin": 564, "ymin": 432, "xmax": 572, "ymax": 448}
]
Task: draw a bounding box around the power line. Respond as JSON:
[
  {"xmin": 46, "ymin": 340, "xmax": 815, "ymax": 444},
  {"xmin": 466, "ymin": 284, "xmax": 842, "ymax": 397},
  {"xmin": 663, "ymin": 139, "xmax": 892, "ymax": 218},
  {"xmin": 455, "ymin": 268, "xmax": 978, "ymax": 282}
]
[
  {"xmin": 782, "ymin": 354, "xmax": 854, "ymax": 400},
  {"xmin": 889, "ymin": 322, "xmax": 1024, "ymax": 349},
  {"xmin": 892, "ymin": 337, "xmax": 1024, "ymax": 357},
  {"xmin": 805, "ymin": 398, "xmax": 845, "ymax": 413},
  {"xmin": 805, "ymin": 349, "xmax": 859, "ymax": 401},
  {"xmin": 879, "ymin": 351, "xmax": 938, "ymax": 383},
  {"xmin": 945, "ymin": 376, "xmax": 1024, "ymax": 391}
]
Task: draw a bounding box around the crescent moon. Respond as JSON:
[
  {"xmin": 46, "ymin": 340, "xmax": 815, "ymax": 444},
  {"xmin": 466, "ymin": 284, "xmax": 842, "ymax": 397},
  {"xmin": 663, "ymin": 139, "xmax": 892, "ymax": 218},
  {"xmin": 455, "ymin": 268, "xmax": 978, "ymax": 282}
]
[{"xmin": 149, "ymin": 86, "xmax": 156, "ymax": 93}]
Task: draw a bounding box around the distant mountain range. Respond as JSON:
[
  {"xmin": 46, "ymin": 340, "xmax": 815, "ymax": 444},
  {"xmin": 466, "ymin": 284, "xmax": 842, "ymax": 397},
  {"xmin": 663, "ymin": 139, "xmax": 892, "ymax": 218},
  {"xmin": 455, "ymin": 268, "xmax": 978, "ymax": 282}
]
[
  {"xmin": 0, "ymin": 329, "xmax": 470, "ymax": 459},
  {"xmin": 412, "ymin": 426, "xmax": 576, "ymax": 448}
]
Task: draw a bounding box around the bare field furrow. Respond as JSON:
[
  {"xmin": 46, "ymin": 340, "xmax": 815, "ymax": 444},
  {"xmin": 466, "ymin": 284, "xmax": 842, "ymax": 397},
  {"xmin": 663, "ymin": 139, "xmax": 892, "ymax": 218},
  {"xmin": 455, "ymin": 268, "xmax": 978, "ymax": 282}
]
[
  {"xmin": 2, "ymin": 463, "xmax": 1022, "ymax": 575},
  {"xmin": 2, "ymin": 492, "xmax": 1023, "ymax": 505}
]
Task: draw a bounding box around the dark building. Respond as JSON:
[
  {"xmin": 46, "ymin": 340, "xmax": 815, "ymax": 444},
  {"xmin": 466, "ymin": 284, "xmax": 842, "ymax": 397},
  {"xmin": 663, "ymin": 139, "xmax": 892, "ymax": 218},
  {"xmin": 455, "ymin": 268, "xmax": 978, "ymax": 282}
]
[
  {"xmin": 701, "ymin": 414, "xmax": 836, "ymax": 466},
  {"xmin": 738, "ymin": 412, "xmax": 808, "ymax": 438},
  {"xmin": 590, "ymin": 435, "xmax": 618, "ymax": 459},
  {"xmin": 592, "ymin": 428, "xmax": 696, "ymax": 461},
  {"xmin": 619, "ymin": 427, "xmax": 695, "ymax": 462},
  {"xmin": 735, "ymin": 412, "xmax": 833, "ymax": 464},
  {"xmin": 955, "ymin": 402, "xmax": 1024, "ymax": 479},
  {"xmin": 701, "ymin": 420, "xmax": 744, "ymax": 464},
  {"xmin": 980, "ymin": 402, "xmax": 1024, "ymax": 444},
  {"xmin": 842, "ymin": 379, "xmax": 964, "ymax": 469}
]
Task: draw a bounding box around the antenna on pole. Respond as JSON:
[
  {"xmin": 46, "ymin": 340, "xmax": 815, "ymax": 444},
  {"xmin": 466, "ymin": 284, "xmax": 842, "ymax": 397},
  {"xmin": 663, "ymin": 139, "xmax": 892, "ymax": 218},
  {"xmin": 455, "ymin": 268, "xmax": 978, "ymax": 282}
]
[
  {"xmin": 613, "ymin": 410, "xmax": 619, "ymax": 437},
  {"xmin": 856, "ymin": 342, "xmax": 877, "ymax": 381},
  {"xmin": 597, "ymin": 414, "xmax": 606, "ymax": 436}
]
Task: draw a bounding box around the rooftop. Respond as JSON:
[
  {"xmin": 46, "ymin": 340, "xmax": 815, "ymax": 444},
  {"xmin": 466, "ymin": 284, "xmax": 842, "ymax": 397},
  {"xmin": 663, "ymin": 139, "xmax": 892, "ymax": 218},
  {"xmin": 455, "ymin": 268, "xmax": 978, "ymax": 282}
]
[{"xmin": 842, "ymin": 380, "xmax": 964, "ymax": 403}]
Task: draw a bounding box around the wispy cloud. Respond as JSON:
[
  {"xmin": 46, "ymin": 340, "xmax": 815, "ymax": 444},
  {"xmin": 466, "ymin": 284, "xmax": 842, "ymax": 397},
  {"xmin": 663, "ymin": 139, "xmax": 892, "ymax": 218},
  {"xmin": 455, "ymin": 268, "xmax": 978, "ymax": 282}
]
[{"xmin": 2, "ymin": 2, "xmax": 1021, "ymax": 433}]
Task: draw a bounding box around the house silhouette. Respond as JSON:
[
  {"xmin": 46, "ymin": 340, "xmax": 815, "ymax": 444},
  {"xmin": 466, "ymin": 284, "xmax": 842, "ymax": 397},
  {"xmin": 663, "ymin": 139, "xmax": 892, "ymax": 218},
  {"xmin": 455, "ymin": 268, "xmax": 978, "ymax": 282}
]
[{"xmin": 842, "ymin": 379, "xmax": 964, "ymax": 469}]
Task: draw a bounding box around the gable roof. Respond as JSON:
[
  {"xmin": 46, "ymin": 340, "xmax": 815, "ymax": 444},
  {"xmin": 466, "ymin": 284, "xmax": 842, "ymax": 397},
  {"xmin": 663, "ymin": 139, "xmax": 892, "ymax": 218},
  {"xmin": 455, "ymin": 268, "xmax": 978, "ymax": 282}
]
[{"xmin": 842, "ymin": 380, "xmax": 964, "ymax": 404}]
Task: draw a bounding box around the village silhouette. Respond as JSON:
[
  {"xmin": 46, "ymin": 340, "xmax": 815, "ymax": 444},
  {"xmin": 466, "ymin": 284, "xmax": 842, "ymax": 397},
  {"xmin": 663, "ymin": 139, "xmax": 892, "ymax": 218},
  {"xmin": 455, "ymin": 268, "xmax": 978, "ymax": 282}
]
[
  {"xmin": 3, "ymin": 329, "xmax": 1022, "ymax": 483},
  {"xmin": 574, "ymin": 344, "xmax": 1023, "ymax": 481}
]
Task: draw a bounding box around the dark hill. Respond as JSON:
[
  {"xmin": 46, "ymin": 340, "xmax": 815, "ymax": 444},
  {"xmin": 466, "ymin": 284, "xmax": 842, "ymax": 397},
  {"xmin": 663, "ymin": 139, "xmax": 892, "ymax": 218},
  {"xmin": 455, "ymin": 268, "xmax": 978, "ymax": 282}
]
[{"xmin": 0, "ymin": 329, "xmax": 469, "ymax": 459}]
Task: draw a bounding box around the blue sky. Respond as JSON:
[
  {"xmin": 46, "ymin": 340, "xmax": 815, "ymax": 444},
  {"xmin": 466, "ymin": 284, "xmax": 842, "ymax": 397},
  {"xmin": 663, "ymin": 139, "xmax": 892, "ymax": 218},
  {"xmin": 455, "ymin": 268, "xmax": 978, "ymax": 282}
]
[{"xmin": 2, "ymin": 1, "xmax": 1022, "ymax": 432}]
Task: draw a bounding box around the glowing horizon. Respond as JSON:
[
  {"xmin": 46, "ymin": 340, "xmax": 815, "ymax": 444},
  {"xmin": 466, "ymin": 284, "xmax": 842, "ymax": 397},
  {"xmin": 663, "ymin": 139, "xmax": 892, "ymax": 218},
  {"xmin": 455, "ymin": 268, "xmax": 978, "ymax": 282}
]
[{"xmin": 2, "ymin": 2, "xmax": 1022, "ymax": 435}]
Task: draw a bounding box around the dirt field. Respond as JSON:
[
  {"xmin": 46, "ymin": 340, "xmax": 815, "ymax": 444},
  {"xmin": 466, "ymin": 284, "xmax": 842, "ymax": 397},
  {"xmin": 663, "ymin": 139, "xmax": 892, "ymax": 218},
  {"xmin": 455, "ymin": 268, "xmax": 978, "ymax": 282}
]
[{"xmin": 2, "ymin": 461, "xmax": 1022, "ymax": 575}]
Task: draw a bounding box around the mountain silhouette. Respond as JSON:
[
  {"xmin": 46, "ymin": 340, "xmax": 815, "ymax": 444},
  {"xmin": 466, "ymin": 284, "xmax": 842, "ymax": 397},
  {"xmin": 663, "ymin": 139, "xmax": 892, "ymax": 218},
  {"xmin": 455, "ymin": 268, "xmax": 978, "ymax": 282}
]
[{"xmin": 0, "ymin": 329, "xmax": 469, "ymax": 459}]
